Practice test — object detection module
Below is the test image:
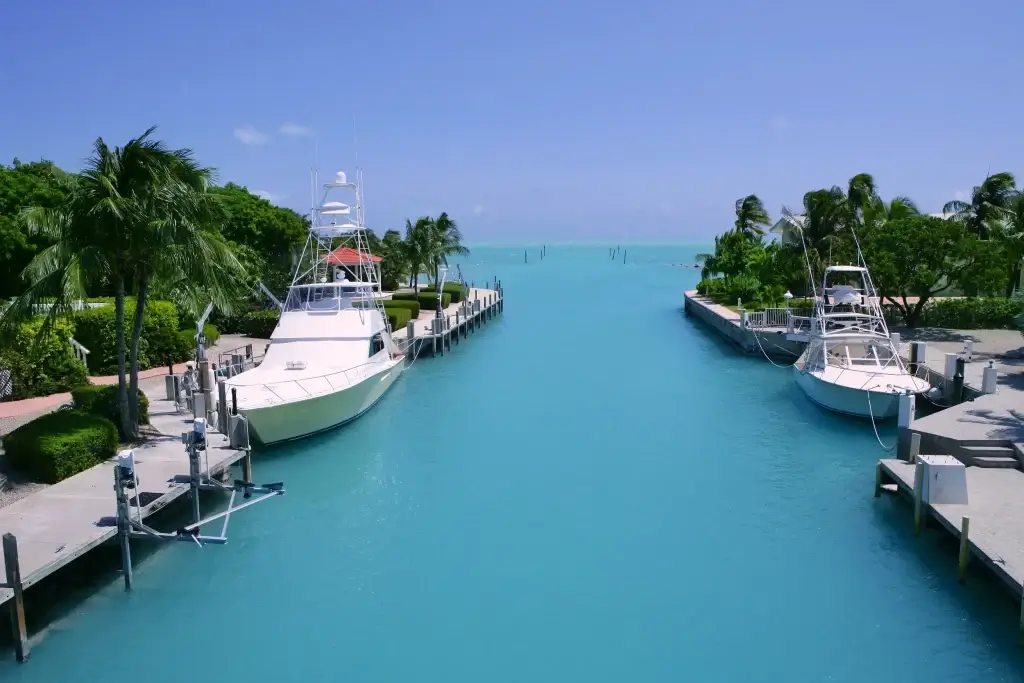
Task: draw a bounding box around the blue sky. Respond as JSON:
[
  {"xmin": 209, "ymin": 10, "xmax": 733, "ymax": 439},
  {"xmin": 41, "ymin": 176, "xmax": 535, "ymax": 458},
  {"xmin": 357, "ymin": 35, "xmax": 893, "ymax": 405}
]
[{"xmin": 2, "ymin": 0, "xmax": 1023, "ymax": 242}]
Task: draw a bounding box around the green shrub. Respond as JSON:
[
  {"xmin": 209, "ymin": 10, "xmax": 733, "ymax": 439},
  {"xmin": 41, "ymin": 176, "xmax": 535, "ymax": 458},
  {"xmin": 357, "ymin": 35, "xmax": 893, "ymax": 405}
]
[
  {"xmin": 725, "ymin": 275, "xmax": 761, "ymax": 306},
  {"xmin": 381, "ymin": 299, "xmax": 421, "ymax": 317},
  {"xmin": 71, "ymin": 384, "xmax": 149, "ymax": 437},
  {"xmin": 925, "ymin": 297, "xmax": 1024, "ymax": 329},
  {"xmin": 422, "ymin": 282, "xmax": 467, "ymax": 303},
  {"xmin": 242, "ymin": 310, "xmax": 280, "ymax": 338},
  {"xmin": 391, "ymin": 291, "xmax": 452, "ymax": 310},
  {"xmin": 696, "ymin": 278, "xmax": 721, "ymax": 296},
  {"xmin": 385, "ymin": 307, "xmax": 413, "ymax": 331},
  {"xmin": 0, "ymin": 318, "xmax": 87, "ymax": 400},
  {"xmin": 2, "ymin": 411, "xmax": 118, "ymax": 483},
  {"xmin": 72, "ymin": 299, "xmax": 183, "ymax": 374}
]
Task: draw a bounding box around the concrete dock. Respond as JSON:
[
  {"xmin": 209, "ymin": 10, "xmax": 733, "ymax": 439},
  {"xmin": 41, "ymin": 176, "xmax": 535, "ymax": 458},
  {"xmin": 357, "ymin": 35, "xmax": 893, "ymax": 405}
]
[
  {"xmin": 682, "ymin": 290, "xmax": 806, "ymax": 360},
  {"xmin": 0, "ymin": 398, "xmax": 246, "ymax": 607},
  {"xmin": 876, "ymin": 460, "xmax": 1024, "ymax": 607},
  {"xmin": 393, "ymin": 285, "xmax": 504, "ymax": 357}
]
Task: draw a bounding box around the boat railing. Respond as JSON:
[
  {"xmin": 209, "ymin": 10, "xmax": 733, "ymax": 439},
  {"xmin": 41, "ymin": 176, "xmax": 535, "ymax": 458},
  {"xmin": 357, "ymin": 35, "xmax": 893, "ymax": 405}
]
[
  {"xmin": 217, "ymin": 343, "xmax": 267, "ymax": 378},
  {"xmin": 249, "ymin": 360, "xmax": 392, "ymax": 403}
]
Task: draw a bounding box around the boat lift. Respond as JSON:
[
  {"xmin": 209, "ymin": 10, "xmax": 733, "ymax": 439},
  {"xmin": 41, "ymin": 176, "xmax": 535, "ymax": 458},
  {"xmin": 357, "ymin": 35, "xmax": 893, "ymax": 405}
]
[{"xmin": 112, "ymin": 417, "xmax": 284, "ymax": 589}]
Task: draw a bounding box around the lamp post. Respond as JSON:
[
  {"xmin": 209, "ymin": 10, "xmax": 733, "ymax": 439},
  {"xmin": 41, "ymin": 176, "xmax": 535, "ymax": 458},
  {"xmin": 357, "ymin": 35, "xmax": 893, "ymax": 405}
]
[{"xmin": 783, "ymin": 290, "xmax": 794, "ymax": 309}]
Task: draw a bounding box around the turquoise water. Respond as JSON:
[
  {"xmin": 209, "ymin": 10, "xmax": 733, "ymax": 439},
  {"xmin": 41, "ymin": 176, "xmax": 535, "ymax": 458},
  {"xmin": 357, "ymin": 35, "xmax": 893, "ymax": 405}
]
[{"xmin": 4, "ymin": 245, "xmax": 1024, "ymax": 681}]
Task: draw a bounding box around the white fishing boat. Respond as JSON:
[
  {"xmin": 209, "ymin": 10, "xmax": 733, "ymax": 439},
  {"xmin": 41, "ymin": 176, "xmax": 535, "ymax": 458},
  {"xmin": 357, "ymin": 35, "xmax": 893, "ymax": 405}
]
[
  {"xmin": 793, "ymin": 264, "xmax": 930, "ymax": 419},
  {"xmin": 226, "ymin": 169, "xmax": 405, "ymax": 445}
]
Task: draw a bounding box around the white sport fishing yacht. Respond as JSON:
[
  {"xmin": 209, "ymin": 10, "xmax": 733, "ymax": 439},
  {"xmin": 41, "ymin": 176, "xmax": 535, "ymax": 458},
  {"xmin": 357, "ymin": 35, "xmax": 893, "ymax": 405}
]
[
  {"xmin": 793, "ymin": 263, "xmax": 930, "ymax": 419},
  {"xmin": 226, "ymin": 170, "xmax": 405, "ymax": 445}
]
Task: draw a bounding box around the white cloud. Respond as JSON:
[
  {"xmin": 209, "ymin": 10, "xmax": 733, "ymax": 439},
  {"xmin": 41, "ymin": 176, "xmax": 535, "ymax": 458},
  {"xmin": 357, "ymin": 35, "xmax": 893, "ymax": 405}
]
[
  {"xmin": 234, "ymin": 125, "xmax": 268, "ymax": 145},
  {"xmin": 472, "ymin": 205, "xmax": 485, "ymax": 216},
  {"xmin": 254, "ymin": 190, "xmax": 285, "ymax": 202},
  {"xmin": 279, "ymin": 122, "xmax": 313, "ymax": 137}
]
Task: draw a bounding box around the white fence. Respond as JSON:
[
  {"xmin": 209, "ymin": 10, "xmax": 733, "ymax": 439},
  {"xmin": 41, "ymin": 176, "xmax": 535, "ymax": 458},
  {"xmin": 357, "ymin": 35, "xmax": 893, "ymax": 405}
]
[{"xmin": 744, "ymin": 307, "xmax": 815, "ymax": 331}]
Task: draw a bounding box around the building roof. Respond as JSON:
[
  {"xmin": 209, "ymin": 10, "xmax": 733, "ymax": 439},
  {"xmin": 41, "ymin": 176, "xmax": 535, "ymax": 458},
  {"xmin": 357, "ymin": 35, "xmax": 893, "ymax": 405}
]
[{"xmin": 325, "ymin": 247, "xmax": 382, "ymax": 265}]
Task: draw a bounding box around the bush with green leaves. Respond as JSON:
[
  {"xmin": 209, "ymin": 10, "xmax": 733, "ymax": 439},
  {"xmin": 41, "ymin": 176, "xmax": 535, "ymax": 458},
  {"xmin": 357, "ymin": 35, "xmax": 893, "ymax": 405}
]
[
  {"xmin": 924, "ymin": 297, "xmax": 1024, "ymax": 329},
  {"xmin": 71, "ymin": 384, "xmax": 149, "ymax": 438},
  {"xmin": 724, "ymin": 275, "xmax": 761, "ymax": 306},
  {"xmin": 385, "ymin": 307, "xmax": 414, "ymax": 331},
  {"xmin": 0, "ymin": 318, "xmax": 87, "ymax": 399},
  {"xmin": 72, "ymin": 299, "xmax": 183, "ymax": 374},
  {"xmin": 242, "ymin": 310, "xmax": 280, "ymax": 338},
  {"xmin": 391, "ymin": 291, "xmax": 452, "ymax": 310},
  {"xmin": 422, "ymin": 282, "xmax": 467, "ymax": 303},
  {"xmin": 2, "ymin": 410, "xmax": 118, "ymax": 483}
]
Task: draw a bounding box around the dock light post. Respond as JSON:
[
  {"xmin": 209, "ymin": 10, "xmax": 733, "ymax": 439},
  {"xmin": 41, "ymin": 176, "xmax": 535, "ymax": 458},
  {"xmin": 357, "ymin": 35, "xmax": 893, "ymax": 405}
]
[{"xmin": 783, "ymin": 291, "xmax": 793, "ymax": 308}]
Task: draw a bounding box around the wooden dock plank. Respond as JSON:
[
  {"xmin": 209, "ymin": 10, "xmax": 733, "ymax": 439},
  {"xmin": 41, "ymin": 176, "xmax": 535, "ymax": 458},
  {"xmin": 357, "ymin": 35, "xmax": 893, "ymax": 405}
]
[{"xmin": 0, "ymin": 399, "xmax": 245, "ymax": 605}]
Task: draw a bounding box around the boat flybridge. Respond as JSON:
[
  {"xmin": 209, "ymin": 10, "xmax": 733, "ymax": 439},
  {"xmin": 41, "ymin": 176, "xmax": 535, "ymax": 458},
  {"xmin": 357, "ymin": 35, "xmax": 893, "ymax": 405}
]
[
  {"xmin": 793, "ymin": 264, "xmax": 930, "ymax": 419},
  {"xmin": 226, "ymin": 170, "xmax": 405, "ymax": 445}
]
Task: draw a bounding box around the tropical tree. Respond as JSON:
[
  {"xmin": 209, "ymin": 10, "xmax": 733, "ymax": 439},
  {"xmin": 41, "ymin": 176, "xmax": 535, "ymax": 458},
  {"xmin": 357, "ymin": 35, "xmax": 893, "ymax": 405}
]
[
  {"xmin": 376, "ymin": 229, "xmax": 408, "ymax": 290},
  {"xmin": 4, "ymin": 127, "xmax": 241, "ymax": 438},
  {"xmin": 403, "ymin": 217, "xmax": 433, "ymax": 292},
  {"xmin": 993, "ymin": 192, "xmax": 1024, "ymax": 297},
  {"xmin": 943, "ymin": 172, "xmax": 1016, "ymax": 239},
  {"xmin": 427, "ymin": 212, "xmax": 470, "ymax": 284},
  {"xmin": 733, "ymin": 194, "xmax": 771, "ymax": 239}
]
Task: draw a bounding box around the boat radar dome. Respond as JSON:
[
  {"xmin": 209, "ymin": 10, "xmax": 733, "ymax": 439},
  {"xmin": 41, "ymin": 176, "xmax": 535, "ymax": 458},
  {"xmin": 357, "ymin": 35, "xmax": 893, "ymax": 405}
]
[{"xmin": 334, "ymin": 171, "xmax": 347, "ymax": 184}]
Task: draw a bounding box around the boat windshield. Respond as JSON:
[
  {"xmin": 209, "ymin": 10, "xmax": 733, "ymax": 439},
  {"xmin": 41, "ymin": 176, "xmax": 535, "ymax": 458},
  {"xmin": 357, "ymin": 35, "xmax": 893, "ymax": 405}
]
[
  {"xmin": 804, "ymin": 338, "xmax": 903, "ymax": 372},
  {"xmin": 283, "ymin": 283, "xmax": 374, "ymax": 312}
]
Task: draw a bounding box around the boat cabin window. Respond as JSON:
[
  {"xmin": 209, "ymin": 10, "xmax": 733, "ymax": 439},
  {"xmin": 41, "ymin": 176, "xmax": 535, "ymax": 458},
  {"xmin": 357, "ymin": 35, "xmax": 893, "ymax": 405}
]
[
  {"xmin": 283, "ymin": 282, "xmax": 373, "ymax": 313},
  {"xmin": 369, "ymin": 332, "xmax": 385, "ymax": 356}
]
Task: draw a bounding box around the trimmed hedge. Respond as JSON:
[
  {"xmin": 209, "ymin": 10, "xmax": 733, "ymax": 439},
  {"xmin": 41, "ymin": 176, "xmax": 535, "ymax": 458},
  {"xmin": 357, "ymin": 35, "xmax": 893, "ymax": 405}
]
[
  {"xmin": 71, "ymin": 384, "xmax": 149, "ymax": 437},
  {"xmin": 0, "ymin": 318, "xmax": 87, "ymax": 400},
  {"xmin": 391, "ymin": 291, "xmax": 452, "ymax": 310},
  {"xmin": 242, "ymin": 310, "xmax": 280, "ymax": 338},
  {"xmin": 360, "ymin": 298, "xmax": 421, "ymax": 317},
  {"xmin": 925, "ymin": 297, "xmax": 1024, "ymax": 329},
  {"xmin": 385, "ymin": 307, "xmax": 414, "ymax": 331},
  {"xmin": 2, "ymin": 411, "xmax": 118, "ymax": 483},
  {"xmin": 422, "ymin": 282, "xmax": 467, "ymax": 303},
  {"xmin": 73, "ymin": 299, "xmax": 183, "ymax": 374}
]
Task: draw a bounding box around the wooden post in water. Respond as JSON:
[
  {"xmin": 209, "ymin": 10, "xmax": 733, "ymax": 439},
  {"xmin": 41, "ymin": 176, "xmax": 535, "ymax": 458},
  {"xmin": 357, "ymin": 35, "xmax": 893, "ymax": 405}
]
[
  {"xmin": 874, "ymin": 463, "xmax": 883, "ymax": 498},
  {"xmin": 913, "ymin": 461, "xmax": 926, "ymax": 535},
  {"xmin": 958, "ymin": 516, "xmax": 970, "ymax": 583},
  {"xmin": 3, "ymin": 533, "xmax": 29, "ymax": 662},
  {"xmin": 455, "ymin": 311, "xmax": 461, "ymax": 344},
  {"xmin": 909, "ymin": 432, "xmax": 920, "ymax": 464}
]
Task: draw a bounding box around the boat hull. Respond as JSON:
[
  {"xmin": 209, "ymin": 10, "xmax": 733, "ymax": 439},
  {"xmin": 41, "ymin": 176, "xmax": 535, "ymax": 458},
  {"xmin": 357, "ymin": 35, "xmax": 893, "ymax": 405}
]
[
  {"xmin": 242, "ymin": 360, "xmax": 405, "ymax": 445},
  {"xmin": 793, "ymin": 366, "xmax": 904, "ymax": 419}
]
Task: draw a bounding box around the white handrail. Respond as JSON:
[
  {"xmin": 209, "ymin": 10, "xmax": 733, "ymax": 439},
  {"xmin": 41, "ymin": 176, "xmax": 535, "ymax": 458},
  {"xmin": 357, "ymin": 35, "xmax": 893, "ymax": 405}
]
[{"xmin": 69, "ymin": 336, "xmax": 90, "ymax": 370}]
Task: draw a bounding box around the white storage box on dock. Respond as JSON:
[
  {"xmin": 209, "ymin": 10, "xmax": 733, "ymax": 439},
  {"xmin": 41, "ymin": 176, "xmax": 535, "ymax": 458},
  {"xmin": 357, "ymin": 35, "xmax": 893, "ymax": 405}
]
[{"xmin": 917, "ymin": 455, "xmax": 968, "ymax": 505}]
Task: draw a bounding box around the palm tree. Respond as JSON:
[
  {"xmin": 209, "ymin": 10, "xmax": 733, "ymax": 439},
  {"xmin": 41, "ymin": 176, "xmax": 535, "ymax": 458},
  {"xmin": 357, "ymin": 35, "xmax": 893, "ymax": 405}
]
[
  {"xmin": 427, "ymin": 212, "xmax": 469, "ymax": 284},
  {"xmin": 7, "ymin": 127, "xmax": 240, "ymax": 438},
  {"xmin": 943, "ymin": 172, "xmax": 1016, "ymax": 239},
  {"xmin": 403, "ymin": 217, "xmax": 433, "ymax": 292},
  {"xmin": 846, "ymin": 173, "xmax": 877, "ymax": 225},
  {"xmin": 865, "ymin": 195, "xmax": 919, "ymax": 225},
  {"xmin": 733, "ymin": 195, "xmax": 771, "ymax": 239},
  {"xmin": 994, "ymin": 192, "xmax": 1024, "ymax": 297}
]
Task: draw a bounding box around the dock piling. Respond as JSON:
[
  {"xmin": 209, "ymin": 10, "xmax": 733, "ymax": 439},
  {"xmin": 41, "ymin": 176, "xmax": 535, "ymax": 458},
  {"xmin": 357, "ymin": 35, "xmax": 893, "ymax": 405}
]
[
  {"xmin": 913, "ymin": 461, "xmax": 926, "ymax": 535},
  {"xmin": 953, "ymin": 357, "xmax": 966, "ymax": 404},
  {"xmin": 113, "ymin": 466, "xmax": 134, "ymax": 589},
  {"xmin": 909, "ymin": 432, "xmax": 920, "ymax": 464},
  {"xmin": 2, "ymin": 533, "xmax": 29, "ymax": 662},
  {"xmin": 958, "ymin": 516, "xmax": 971, "ymax": 583},
  {"xmin": 874, "ymin": 462, "xmax": 883, "ymax": 498}
]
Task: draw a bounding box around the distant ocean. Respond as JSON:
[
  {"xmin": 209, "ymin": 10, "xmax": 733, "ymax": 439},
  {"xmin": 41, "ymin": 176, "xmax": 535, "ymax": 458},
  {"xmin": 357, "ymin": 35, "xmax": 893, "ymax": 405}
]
[{"xmin": 4, "ymin": 245, "xmax": 1022, "ymax": 682}]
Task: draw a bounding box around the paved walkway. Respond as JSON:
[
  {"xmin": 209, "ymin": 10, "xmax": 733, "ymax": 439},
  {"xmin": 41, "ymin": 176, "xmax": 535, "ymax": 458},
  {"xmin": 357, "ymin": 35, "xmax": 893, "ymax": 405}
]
[{"xmin": 0, "ymin": 390, "xmax": 245, "ymax": 606}]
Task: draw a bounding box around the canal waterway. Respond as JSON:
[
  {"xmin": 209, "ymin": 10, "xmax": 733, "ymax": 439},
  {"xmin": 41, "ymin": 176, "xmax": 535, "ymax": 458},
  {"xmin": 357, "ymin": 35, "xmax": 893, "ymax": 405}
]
[{"xmin": 4, "ymin": 245, "xmax": 1023, "ymax": 682}]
